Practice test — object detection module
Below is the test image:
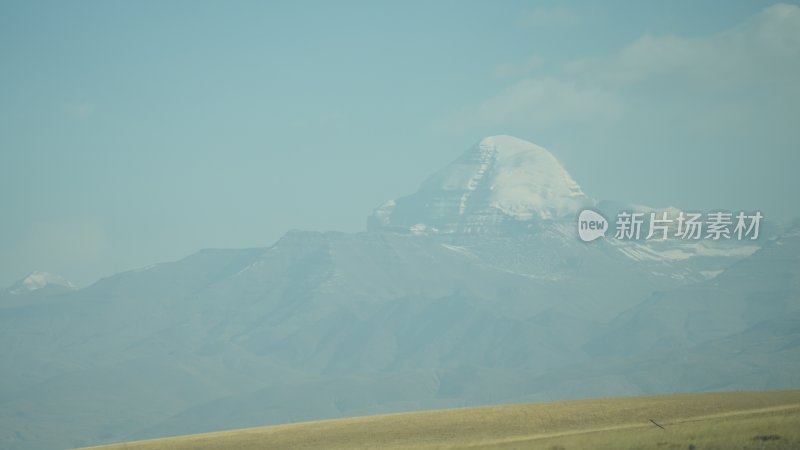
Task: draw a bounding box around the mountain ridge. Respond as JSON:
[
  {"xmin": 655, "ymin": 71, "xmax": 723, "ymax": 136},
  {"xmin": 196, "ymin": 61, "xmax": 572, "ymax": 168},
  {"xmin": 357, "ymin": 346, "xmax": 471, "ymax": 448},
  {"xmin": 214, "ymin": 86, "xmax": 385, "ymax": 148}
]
[{"xmin": 0, "ymin": 136, "xmax": 794, "ymax": 450}]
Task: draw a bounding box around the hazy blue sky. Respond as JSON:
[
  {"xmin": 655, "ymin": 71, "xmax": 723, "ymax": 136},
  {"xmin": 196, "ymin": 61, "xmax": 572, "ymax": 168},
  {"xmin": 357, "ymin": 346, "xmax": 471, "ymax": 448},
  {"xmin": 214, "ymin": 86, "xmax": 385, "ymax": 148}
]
[{"xmin": 1, "ymin": 1, "xmax": 799, "ymax": 287}]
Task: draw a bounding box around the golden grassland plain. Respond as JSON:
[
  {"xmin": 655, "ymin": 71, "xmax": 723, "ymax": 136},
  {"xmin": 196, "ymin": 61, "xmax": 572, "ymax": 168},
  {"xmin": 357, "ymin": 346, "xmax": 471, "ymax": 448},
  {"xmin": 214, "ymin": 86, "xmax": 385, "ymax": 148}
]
[{"xmin": 80, "ymin": 390, "xmax": 800, "ymax": 450}]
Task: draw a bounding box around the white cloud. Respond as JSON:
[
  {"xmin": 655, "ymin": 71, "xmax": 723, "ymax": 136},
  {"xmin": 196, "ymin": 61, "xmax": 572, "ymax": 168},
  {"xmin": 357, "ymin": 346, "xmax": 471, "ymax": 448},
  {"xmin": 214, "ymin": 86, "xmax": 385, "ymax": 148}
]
[
  {"xmin": 565, "ymin": 3, "xmax": 800, "ymax": 89},
  {"xmin": 452, "ymin": 3, "xmax": 800, "ymax": 130},
  {"xmin": 460, "ymin": 78, "xmax": 622, "ymax": 127}
]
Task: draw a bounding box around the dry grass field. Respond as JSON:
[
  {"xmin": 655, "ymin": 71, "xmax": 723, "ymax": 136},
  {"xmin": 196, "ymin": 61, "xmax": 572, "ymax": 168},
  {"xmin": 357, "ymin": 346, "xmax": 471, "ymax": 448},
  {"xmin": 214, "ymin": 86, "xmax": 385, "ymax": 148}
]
[{"xmin": 80, "ymin": 390, "xmax": 800, "ymax": 450}]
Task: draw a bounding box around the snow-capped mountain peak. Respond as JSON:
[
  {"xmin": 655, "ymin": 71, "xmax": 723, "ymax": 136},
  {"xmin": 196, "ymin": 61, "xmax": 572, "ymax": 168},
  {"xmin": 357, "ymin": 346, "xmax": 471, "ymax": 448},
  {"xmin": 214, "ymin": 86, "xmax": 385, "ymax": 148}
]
[
  {"xmin": 368, "ymin": 135, "xmax": 593, "ymax": 234},
  {"xmin": 7, "ymin": 271, "xmax": 75, "ymax": 295}
]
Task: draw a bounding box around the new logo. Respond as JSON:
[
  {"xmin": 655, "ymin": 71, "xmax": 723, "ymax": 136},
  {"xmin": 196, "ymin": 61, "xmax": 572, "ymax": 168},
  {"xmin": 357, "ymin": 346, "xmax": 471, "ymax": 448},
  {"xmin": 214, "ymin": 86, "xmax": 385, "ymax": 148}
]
[{"xmin": 578, "ymin": 209, "xmax": 608, "ymax": 242}]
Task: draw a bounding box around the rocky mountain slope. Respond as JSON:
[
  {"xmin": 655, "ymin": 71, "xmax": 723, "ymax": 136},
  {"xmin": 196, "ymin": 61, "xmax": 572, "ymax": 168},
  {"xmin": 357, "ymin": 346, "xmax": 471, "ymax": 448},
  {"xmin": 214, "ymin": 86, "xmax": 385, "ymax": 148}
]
[{"xmin": 0, "ymin": 136, "xmax": 793, "ymax": 450}]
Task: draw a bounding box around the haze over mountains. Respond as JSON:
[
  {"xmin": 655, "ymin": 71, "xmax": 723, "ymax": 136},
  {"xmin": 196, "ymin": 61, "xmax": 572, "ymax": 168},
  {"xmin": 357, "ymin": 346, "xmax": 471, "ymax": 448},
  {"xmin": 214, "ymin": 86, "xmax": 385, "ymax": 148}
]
[
  {"xmin": 1, "ymin": 136, "xmax": 797, "ymax": 450},
  {"xmin": 368, "ymin": 135, "xmax": 592, "ymax": 234}
]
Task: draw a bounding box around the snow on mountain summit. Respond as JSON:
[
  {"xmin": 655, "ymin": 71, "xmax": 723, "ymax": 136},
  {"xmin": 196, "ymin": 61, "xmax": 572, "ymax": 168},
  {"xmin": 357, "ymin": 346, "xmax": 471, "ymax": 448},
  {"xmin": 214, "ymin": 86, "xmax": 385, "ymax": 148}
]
[
  {"xmin": 425, "ymin": 135, "xmax": 589, "ymax": 219},
  {"xmin": 6, "ymin": 271, "xmax": 75, "ymax": 295},
  {"xmin": 368, "ymin": 135, "xmax": 593, "ymax": 235}
]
